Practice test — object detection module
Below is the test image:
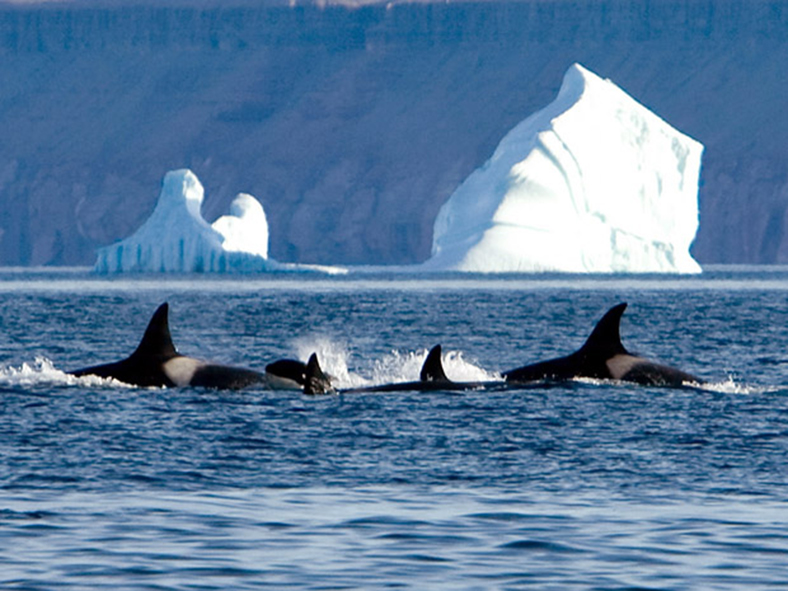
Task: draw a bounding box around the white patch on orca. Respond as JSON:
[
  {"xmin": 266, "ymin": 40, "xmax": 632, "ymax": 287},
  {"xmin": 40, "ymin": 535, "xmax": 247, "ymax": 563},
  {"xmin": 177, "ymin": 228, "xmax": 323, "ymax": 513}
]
[
  {"xmin": 264, "ymin": 373, "xmax": 303, "ymax": 390},
  {"xmin": 163, "ymin": 356, "xmax": 205, "ymax": 387},
  {"xmin": 605, "ymin": 354, "xmax": 647, "ymax": 380}
]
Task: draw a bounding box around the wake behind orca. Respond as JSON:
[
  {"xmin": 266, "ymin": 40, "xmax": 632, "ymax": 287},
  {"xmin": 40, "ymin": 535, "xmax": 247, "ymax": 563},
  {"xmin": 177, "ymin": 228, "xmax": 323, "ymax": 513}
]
[
  {"xmin": 502, "ymin": 302, "xmax": 701, "ymax": 387},
  {"xmin": 70, "ymin": 303, "xmax": 305, "ymax": 390}
]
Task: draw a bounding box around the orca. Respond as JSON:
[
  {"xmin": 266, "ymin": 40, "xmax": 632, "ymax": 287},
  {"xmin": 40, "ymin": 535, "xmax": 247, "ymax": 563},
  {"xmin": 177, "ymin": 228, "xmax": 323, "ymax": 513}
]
[
  {"xmin": 303, "ymin": 352, "xmax": 334, "ymax": 395},
  {"xmin": 302, "ymin": 345, "xmax": 509, "ymax": 395},
  {"xmin": 70, "ymin": 302, "xmax": 293, "ymax": 390},
  {"xmin": 264, "ymin": 358, "xmax": 309, "ymax": 390},
  {"xmin": 502, "ymin": 302, "xmax": 701, "ymax": 387}
]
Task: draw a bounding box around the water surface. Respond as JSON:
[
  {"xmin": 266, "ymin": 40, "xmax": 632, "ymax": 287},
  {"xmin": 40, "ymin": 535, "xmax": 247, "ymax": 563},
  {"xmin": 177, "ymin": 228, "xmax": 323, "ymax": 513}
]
[{"xmin": 1, "ymin": 267, "xmax": 787, "ymax": 589}]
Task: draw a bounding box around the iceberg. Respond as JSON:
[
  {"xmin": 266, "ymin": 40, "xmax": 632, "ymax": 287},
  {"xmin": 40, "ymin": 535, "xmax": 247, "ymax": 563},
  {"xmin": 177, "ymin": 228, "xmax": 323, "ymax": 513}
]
[
  {"xmin": 424, "ymin": 63, "xmax": 703, "ymax": 274},
  {"xmin": 94, "ymin": 169, "xmax": 344, "ymax": 274}
]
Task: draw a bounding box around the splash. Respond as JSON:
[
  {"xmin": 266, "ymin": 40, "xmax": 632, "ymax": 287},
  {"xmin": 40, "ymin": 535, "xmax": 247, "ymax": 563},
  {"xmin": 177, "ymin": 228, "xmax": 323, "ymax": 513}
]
[
  {"xmin": 287, "ymin": 338, "xmax": 499, "ymax": 390},
  {"xmin": 290, "ymin": 336, "xmax": 369, "ymax": 389},
  {"xmin": 694, "ymin": 376, "xmax": 777, "ymax": 396},
  {"xmin": 369, "ymin": 348, "xmax": 500, "ymax": 386},
  {"xmin": 368, "ymin": 349, "xmax": 425, "ymax": 385},
  {"xmin": 442, "ymin": 349, "xmax": 502, "ymax": 382},
  {"xmin": 0, "ymin": 357, "xmax": 72, "ymax": 387},
  {"xmin": 573, "ymin": 374, "xmax": 774, "ymax": 395},
  {"xmin": 0, "ymin": 357, "xmax": 130, "ymax": 388}
]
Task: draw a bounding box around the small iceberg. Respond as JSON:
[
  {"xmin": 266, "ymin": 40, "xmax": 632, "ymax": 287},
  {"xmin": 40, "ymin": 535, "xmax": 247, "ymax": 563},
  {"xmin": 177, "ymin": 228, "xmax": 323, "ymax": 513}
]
[{"xmin": 94, "ymin": 169, "xmax": 345, "ymax": 274}]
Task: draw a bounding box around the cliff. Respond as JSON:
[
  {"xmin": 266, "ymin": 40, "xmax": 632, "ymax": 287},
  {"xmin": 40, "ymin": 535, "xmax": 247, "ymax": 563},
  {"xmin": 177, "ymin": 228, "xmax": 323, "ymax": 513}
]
[{"xmin": 1, "ymin": 0, "xmax": 786, "ymax": 266}]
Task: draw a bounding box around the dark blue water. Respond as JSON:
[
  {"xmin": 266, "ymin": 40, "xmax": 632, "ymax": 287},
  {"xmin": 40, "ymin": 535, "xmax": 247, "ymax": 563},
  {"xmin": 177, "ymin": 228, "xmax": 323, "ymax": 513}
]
[{"xmin": 2, "ymin": 268, "xmax": 788, "ymax": 590}]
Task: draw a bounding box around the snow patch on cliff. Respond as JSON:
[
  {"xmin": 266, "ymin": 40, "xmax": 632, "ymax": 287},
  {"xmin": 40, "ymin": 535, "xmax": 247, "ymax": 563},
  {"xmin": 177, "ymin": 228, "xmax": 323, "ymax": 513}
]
[{"xmin": 424, "ymin": 63, "xmax": 703, "ymax": 274}]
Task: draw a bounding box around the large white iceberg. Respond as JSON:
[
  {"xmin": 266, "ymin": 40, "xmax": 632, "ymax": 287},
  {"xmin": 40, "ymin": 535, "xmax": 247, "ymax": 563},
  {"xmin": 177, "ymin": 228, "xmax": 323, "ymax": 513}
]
[
  {"xmin": 424, "ymin": 63, "xmax": 703, "ymax": 274},
  {"xmin": 94, "ymin": 169, "xmax": 344, "ymax": 274}
]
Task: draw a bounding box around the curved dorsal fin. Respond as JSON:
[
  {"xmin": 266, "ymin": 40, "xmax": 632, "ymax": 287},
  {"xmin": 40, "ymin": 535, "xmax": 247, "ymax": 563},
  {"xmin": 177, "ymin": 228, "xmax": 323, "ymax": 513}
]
[
  {"xmin": 131, "ymin": 302, "xmax": 178, "ymax": 359},
  {"xmin": 420, "ymin": 344, "xmax": 450, "ymax": 382},
  {"xmin": 304, "ymin": 353, "xmax": 334, "ymax": 395},
  {"xmin": 578, "ymin": 302, "xmax": 629, "ymax": 358}
]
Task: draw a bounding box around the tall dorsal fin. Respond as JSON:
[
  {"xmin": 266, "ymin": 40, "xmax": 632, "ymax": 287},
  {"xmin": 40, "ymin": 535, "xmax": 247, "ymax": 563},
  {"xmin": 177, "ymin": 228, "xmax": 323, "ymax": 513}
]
[
  {"xmin": 131, "ymin": 302, "xmax": 178, "ymax": 359},
  {"xmin": 304, "ymin": 353, "xmax": 334, "ymax": 395},
  {"xmin": 578, "ymin": 302, "xmax": 629, "ymax": 358},
  {"xmin": 420, "ymin": 344, "xmax": 450, "ymax": 382}
]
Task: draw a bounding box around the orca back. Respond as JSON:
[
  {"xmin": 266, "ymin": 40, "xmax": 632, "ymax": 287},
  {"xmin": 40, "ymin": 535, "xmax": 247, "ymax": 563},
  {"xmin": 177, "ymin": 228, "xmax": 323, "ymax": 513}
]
[
  {"xmin": 338, "ymin": 344, "xmax": 507, "ymax": 393},
  {"xmin": 190, "ymin": 364, "xmax": 265, "ymax": 389},
  {"xmin": 71, "ymin": 303, "xmax": 181, "ymax": 387},
  {"xmin": 503, "ymin": 302, "xmax": 702, "ymax": 386},
  {"xmin": 503, "ymin": 303, "xmax": 630, "ymax": 383}
]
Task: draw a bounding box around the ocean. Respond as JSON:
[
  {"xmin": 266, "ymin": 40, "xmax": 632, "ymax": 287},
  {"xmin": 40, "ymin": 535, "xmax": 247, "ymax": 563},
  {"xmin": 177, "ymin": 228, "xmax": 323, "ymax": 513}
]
[{"xmin": 1, "ymin": 267, "xmax": 787, "ymax": 590}]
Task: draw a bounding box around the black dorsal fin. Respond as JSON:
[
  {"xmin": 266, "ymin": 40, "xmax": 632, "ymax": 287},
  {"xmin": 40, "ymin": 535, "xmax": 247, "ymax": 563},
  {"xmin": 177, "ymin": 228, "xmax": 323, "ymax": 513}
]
[
  {"xmin": 578, "ymin": 302, "xmax": 629, "ymax": 358},
  {"xmin": 304, "ymin": 353, "xmax": 334, "ymax": 395},
  {"xmin": 131, "ymin": 302, "xmax": 178, "ymax": 359},
  {"xmin": 420, "ymin": 344, "xmax": 450, "ymax": 382}
]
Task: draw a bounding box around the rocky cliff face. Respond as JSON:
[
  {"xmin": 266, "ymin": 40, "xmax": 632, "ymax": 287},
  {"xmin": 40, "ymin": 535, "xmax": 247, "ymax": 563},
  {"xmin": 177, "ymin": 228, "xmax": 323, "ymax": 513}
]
[{"xmin": 1, "ymin": 0, "xmax": 786, "ymax": 266}]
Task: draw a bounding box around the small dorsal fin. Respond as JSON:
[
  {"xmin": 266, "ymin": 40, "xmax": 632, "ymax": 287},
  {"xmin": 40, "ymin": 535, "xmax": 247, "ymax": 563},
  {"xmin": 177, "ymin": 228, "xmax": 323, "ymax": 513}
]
[
  {"xmin": 131, "ymin": 302, "xmax": 178, "ymax": 359},
  {"xmin": 304, "ymin": 353, "xmax": 334, "ymax": 395},
  {"xmin": 420, "ymin": 344, "xmax": 450, "ymax": 382},
  {"xmin": 579, "ymin": 302, "xmax": 629, "ymax": 358}
]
